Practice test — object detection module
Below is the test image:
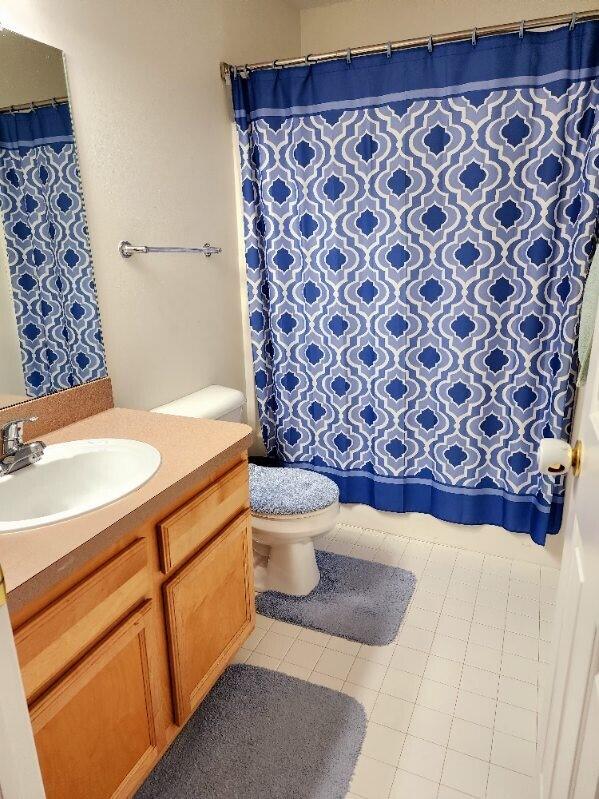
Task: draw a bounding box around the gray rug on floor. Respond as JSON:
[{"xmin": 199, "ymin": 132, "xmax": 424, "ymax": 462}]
[
  {"xmin": 135, "ymin": 664, "xmax": 366, "ymax": 799},
  {"xmin": 256, "ymin": 550, "xmax": 416, "ymax": 646}
]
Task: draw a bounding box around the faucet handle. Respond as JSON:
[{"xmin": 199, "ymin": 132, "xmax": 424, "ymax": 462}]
[
  {"xmin": 1, "ymin": 416, "xmax": 38, "ymax": 453},
  {"xmin": 4, "ymin": 415, "xmax": 38, "ymax": 431}
]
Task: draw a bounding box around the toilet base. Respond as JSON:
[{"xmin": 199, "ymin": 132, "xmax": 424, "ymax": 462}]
[
  {"xmin": 252, "ymin": 502, "xmax": 339, "ymax": 597},
  {"xmin": 256, "ymin": 539, "xmax": 320, "ymax": 596}
]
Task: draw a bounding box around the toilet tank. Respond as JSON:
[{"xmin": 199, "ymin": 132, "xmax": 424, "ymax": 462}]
[{"xmin": 151, "ymin": 385, "xmax": 246, "ymax": 422}]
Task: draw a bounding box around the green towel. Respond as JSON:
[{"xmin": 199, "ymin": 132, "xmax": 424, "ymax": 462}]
[{"xmin": 577, "ymin": 247, "xmax": 599, "ymax": 386}]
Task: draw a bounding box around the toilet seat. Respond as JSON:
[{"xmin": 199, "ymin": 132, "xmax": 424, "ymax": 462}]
[
  {"xmin": 249, "ymin": 463, "xmax": 338, "ymax": 514},
  {"xmin": 252, "ymin": 501, "xmax": 340, "ymax": 544}
]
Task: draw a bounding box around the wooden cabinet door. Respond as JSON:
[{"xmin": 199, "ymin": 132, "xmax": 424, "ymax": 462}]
[
  {"xmin": 158, "ymin": 459, "xmax": 249, "ymax": 573},
  {"xmin": 30, "ymin": 601, "xmax": 159, "ymax": 799},
  {"xmin": 164, "ymin": 511, "xmax": 254, "ymax": 724}
]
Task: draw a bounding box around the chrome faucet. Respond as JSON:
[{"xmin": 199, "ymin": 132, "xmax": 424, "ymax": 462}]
[{"xmin": 0, "ymin": 417, "xmax": 46, "ymax": 476}]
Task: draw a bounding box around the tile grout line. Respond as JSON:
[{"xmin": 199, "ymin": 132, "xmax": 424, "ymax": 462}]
[
  {"xmin": 435, "ymin": 549, "xmax": 477, "ymax": 797},
  {"xmin": 389, "ymin": 540, "xmax": 463, "ymax": 794},
  {"xmin": 478, "ymin": 553, "xmax": 506, "ymax": 799},
  {"xmin": 330, "ymin": 536, "xmax": 438, "ymax": 796},
  {"xmin": 339, "ymin": 533, "xmax": 430, "ymax": 796}
]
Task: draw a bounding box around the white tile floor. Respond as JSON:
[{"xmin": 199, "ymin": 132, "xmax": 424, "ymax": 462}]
[{"xmin": 232, "ymin": 523, "xmax": 559, "ymax": 799}]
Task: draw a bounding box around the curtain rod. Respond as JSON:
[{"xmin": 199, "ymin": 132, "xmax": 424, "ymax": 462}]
[
  {"xmin": 0, "ymin": 95, "xmax": 68, "ymax": 115},
  {"xmin": 220, "ymin": 9, "xmax": 599, "ymax": 81}
]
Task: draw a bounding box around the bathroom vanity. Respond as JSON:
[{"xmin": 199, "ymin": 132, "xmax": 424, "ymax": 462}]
[{"xmin": 0, "ymin": 406, "xmax": 254, "ymax": 799}]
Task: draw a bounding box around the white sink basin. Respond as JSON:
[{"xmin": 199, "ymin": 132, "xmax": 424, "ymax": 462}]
[{"xmin": 0, "ymin": 438, "xmax": 161, "ymax": 533}]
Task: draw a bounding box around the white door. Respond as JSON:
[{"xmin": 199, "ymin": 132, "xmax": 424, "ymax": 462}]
[
  {"xmin": 0, "ymin": 568, "xmax": 45, "ymax": 799},
  {"xmin": 540, "ymin": 313, "xmax": 599, "ymax": 798}
]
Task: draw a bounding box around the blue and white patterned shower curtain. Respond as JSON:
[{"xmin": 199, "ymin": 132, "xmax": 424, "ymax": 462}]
[
  {"xmin": 233, "ymin": 22, "xmax": 599, "ymax": 544},
  {"xmin": 0, "ymin": 102, "xmax": 106, "ymax": 397}
]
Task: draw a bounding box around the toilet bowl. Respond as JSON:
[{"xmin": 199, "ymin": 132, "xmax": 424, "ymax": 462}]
[
  {"xmin": 152, "ymin": 385, "xmax": 340, "ymax": 597},
  {"xmin": 249, "ymin": 464, "xmax": 340, "ymax": 596},
  {"xmin": 251, "ymin": 506, "xmax": 339, "ymax": 596}
]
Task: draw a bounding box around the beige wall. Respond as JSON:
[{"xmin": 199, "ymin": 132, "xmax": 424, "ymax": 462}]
[
  {"xmin": 0, "ymin": 0, "xmax": 300, "ymax": 410},
  {"xmin": 300, "ymin": 0, "xmax": 598, "ymax": 52}
]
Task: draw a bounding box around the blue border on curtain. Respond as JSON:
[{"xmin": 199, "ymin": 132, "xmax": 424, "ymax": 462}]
[
  {"xmin": 293, "ymin": 464, "xmax": 564, "ymax": 539},
  {"xmin": 233, "ymin": 24, "xmax": 599, "ymax": 127},
  {"xmin": 0, "ymin": 103, "xmax": 74, "ymax": 150}
]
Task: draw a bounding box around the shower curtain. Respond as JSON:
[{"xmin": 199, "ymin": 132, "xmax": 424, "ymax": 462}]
[
  {"xmin": 0, "ymin": 102, "xmax": 106, "ymax": 397},
  {"xmin": 232, "ymin": 22, "xmax": 599, "ymax": 544}
]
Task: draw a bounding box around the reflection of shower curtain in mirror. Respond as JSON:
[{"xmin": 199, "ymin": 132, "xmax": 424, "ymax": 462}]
[
  {"xmin": 233, "ymin": 23, "xmax": 599, "ymax": 545},
  {"xmin": 0, "ymin": 102, "xmax": 106, "ymax": 397}
]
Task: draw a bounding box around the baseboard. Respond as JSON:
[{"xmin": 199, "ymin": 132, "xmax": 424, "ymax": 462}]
[{"xmin": 339, "ymin": 504, "xmax": 563, "ymax": 568}]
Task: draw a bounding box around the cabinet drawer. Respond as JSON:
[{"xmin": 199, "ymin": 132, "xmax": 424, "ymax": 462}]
[
  {"xmin": 158, "ymin": 459, "xmax": 249, "ymax": 573},
  {"xmin": 31, "ymin": 601, "xmax": 158, "ymax": 799},
  {"xmin": 15, "ymin": 539, "xmax": 150, "ymax": 700},
  {"xmin": 164, "ymin": 511, "xmax": 254, "ymax": 724}
]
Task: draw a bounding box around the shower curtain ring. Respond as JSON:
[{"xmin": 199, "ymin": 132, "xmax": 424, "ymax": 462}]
[
  {"xmin": 519, "ymin": 20, "xmax": 525, "ymax": 39},
  {"xmin": 570, "ymin": 12, "xmax": 578, "ymax": 30},
  {"xmin": 471, "ymin": 27, "xmax": 477, "ymax": 46},
  {"xmin": 304, "ymin": 54, "xmax": 312, "ymax": 66},
  {"xmin": 346, "ymin": 48, "xmax": 352, "ymax": 65},
  {"xmin": 427, "ymin": 35, "xmax": 434, "ymax": 53},
  {"xmin": 386, "ymin": 42, "xmax": 392, "ymax": 58}
]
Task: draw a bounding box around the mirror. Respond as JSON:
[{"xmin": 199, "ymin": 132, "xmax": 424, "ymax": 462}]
[{"xmin": 0, "ymin": 30, "xmax": 106, "ymax": 411}]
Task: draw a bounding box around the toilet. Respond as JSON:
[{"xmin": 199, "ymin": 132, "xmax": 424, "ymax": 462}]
[{"xmin": 152, "ymin": 385, "xmax": 340, "ymax": 596}]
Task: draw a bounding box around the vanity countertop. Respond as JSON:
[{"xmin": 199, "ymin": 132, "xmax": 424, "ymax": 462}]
[{"xmin": 0, "ymin": 407, "xmax": 253, "ymax": 614}]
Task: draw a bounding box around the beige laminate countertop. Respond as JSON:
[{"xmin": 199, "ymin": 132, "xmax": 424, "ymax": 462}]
[{"xmin": 0, "ymin": 408, "xmax": 253, "ymax": 615}]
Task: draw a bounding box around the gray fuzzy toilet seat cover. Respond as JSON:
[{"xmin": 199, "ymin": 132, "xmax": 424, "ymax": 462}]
[{"xmin": 249, "ymin": 464, "xmax": 340, "ymax": 516}]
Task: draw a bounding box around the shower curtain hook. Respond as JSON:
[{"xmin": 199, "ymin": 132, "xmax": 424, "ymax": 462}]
[
  {"xmin": 244, "ymin": 64, "xmax": 250, "ymax": 78},
  {"xmin": 346, "ymin": 48, "xmax": 352, "ymax": 65},
  {"xmin": 304, "ymin": 54, "xmax": 312, "ymax": 66},
  {"xmin": 386, "ymin": 42, "xmax": 392, "ymax": 58},
  {"xmin": 427, "ymin": 35, "xmax": 434, "ymax": 53},
  {"xmin": 471, "ymin": 27, "xmax": 477, "ymax": 46},
  {"xmin": 519, "ymin": 20, "xmax": 525, "ymax": 39},
  {"xmin": 232, "ymin": 65, "xmax": 238, "ymax": 79},
  {"xmin": 570, "ymin": 12, "xmax": 578, "ymax": 30}
]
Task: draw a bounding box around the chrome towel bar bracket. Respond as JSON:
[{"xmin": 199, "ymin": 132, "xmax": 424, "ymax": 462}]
[{"xmin": 118, "ymin": 241, "xmax": 222, "ymax": 258}]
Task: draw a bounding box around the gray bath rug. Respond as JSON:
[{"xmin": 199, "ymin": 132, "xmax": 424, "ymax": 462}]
[
  {"xmin": 257, "ymin": 550, "xmax": 416, "ymax": 646},
  {"xmin": 135, "ymin": 664, "xmax": 366, "ymax": 799}
]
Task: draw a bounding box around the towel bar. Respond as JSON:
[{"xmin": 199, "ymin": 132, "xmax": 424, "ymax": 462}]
[{"xmin": 118, "ymin": 241, "xmax": 222, "ymax": 258}]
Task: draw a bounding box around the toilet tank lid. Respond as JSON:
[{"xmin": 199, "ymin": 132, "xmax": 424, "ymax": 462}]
[{"xmin": 152, "ymin": 385, "xmax": 246, "ymax": 420}]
